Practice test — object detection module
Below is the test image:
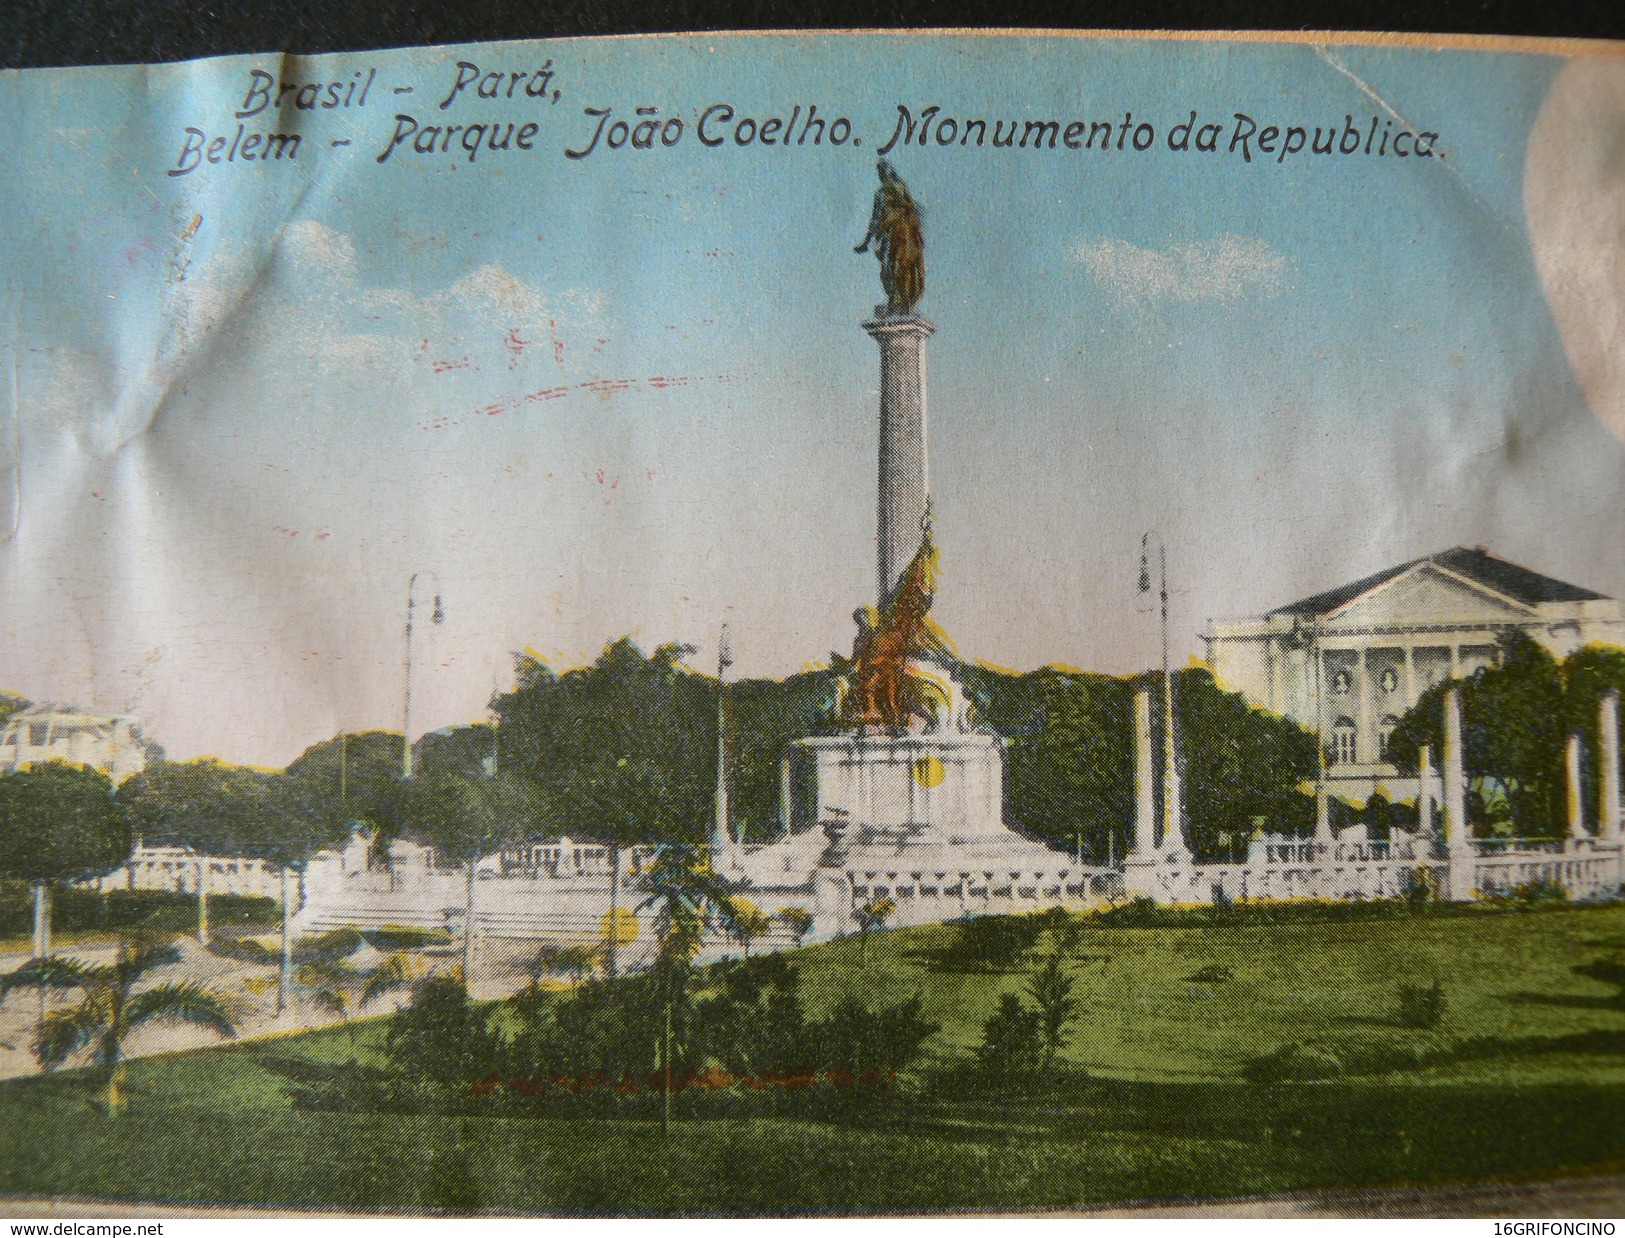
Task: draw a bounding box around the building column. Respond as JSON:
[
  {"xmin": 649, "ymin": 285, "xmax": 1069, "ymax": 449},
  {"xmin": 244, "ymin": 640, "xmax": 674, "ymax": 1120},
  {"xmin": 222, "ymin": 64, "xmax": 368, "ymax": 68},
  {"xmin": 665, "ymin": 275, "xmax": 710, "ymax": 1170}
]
[
  {"xmin": 778, "ymin": 752, "xmax": 795, "ymax": 835},
  {"xmin": 1600, "ymin": 690, "xmax": 1621, "ymax": 843},
  {"xmin": 1443, "ymin": 686, "xmax": 1474, "ymax": 900},
  {"xmin": 1417, "ymin": 742, "xmax": 1434, "ymax": 840},
  {"xmin": 1356, "ymin": 647, "xmax": 1373, "ymax": 769},
  {"xmin": 1566, "ymin": 732, "xmax": 1586, "ymax": 842},
  {"xmin": 1314, "ymin": 644, "xmax": 1332, "ymax": 845},
  {"xmin": 1403, "ymin": 645, "xmax": 1417, "ymax": 711}
]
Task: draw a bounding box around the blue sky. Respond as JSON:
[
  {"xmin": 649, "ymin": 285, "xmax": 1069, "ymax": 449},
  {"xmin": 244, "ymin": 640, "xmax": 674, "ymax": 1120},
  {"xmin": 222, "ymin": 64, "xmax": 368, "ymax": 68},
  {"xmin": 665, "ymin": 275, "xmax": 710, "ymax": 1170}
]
[{"xmin": 1, "ymin": 32, "xmax": 1622, "ymax": 764}]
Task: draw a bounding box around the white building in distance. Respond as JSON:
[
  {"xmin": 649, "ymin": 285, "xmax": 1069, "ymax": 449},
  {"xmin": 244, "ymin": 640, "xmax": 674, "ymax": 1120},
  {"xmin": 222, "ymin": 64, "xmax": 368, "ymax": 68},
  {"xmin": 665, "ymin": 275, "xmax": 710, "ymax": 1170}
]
[
  {"xmin": 0, "ymin": 703, "xmax": 155, "ymax": 784},
  {"xmin": 1202, "ymin": 546, "xmax": 1625, "ymax": 806}
]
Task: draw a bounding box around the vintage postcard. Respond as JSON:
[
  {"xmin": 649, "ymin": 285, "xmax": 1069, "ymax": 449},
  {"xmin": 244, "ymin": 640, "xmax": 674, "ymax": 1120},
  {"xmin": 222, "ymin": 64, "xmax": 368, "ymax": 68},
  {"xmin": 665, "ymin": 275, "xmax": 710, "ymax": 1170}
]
[{"xmin": 1, "ymin": 27, "xmax": 1625, "ymax": 1218}]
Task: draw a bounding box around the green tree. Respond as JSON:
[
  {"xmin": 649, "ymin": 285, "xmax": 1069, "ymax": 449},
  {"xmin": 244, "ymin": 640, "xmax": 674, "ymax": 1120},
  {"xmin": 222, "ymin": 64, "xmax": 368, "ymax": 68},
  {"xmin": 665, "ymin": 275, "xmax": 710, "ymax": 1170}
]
[
  {"xmin": 961, "ymin": 663, "xmax": 1315, "ymax": 861},
  {"xmin": 493, "ymin": 640, "xmax": 714, "ymax": 846},
  {"xmin": 728, "ymin": 672, "xmax": 838, "ymax": 840},
  {"xmin": 0, "ymin": 763, "xmax": 131, "ymax": 960},
  {"xmin": 230, "ymin": 771, "xmax": 348, "ymax": 1016},
  {"xmin": 282, "ymin": 730, "xmax": 407, "ymax": 852},
  {"xmin": 0, "ymin": 937, "xmax": 234, "ymax": 1113},
  {"xmin": 400, "ymin": 770, "xmax": 537, "ymax": 983},
  {"xmin": 961, "ymin": 665, "xmax": 1131, "ymax": 863},
  {"xmin": 1560, "ymin": 645, "xmax": 1625, "ymax": 826},
  {"xmin": 121, "ymin": 760, "xmax": 329, "ymax": 1013},
  {"xmin": 1387, "ymin": 635, "xmax": 1625, "ymax": 838},
  {"xmin": 1176, "ymin": 668, "xmax": 1318, "ymax": 856},
  {"xmin": 637, "ymin": 843, "xmax": 742, "ymax": 964},
  {"xmin": 118, "ymin": 758, "xmax": 278, "ymax": 946},
  {"xmin": 495, "ymin": 641, "xmax": 719, "ymax": 977}
]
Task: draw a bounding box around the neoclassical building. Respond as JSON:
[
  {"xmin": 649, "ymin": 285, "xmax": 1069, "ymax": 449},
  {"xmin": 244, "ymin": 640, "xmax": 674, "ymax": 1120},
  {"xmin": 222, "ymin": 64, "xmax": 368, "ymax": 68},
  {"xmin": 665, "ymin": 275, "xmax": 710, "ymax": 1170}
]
[
  {"xmin": 0, "ymin": 703, "xmax": 154, "ymax": 784},
  {"xmin": 1202, "ymin": 547, "xmax": 1625, "ymax": 804}
]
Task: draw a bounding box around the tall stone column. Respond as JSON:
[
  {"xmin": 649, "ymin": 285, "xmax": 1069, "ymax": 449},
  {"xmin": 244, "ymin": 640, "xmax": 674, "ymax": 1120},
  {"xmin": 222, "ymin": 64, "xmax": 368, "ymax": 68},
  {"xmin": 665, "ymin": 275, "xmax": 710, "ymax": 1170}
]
[
  {"xmin": 1601, "ymin": 690, "xmax": 1621, "ymax": 843},
  {"xmin": 778, "ymin": 752, "xmax": 795, "ymax": 834},
  {"xmin": 1133, "ymin": 687, "xmax": 1156, "ymax": 855},
  {"xmin": 1443, "ymin": 686, "xmax": 1474, "ymax": 900},
  {"xmin": 1566, "ymin": 732, "xmax": 1586, "ymax": 842},
  {"xmin": 1124, "ymin": 686, "xmax": 1160, "ymax": 896},
  {"xmin": 1417, "ymin": 743, "xmax": 1434, "ymax": 839},
  {"xmin": 863, "ymin": 315, "xmax": 934, "ymax": 607}
]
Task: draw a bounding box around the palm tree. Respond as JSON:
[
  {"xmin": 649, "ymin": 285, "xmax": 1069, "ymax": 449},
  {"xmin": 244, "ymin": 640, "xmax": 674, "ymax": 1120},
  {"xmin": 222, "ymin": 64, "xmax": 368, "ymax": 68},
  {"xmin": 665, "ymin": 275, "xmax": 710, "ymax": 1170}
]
[
  {"xmin": 636, "ymin": 843, "xmax": 742, "ymax": 964},
  {"xmin": 0, "ymin": 937, "xmax": 236, "ymax": 1115},
  {"xmin": 297, "ymin": 952, "xmax": 413, "ymax": 1061},
  {"xmin": 1026, "ymin": 953, "xmax": 1078, "ymax": 1076}
]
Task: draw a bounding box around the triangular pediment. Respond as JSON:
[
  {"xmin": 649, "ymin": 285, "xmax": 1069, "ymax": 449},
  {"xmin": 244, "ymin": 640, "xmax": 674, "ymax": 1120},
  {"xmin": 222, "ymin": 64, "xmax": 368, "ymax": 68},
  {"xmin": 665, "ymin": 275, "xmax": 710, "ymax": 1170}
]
[{"xmin": 1321, "ymin": 562, "xmax": 1536, "ymax": 631}]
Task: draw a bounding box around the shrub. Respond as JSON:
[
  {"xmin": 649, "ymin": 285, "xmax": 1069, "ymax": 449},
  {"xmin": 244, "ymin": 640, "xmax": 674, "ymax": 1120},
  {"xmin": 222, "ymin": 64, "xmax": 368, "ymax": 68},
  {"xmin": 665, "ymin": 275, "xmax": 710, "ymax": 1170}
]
[
  {"xmin": 1396, "ymin": 980, "xmax": 1447, "ymax": 1029},
  {"xmin": 975, "ymin": 993, "xmax": 1044, "ymax": 1081},
  {"xmin": 1185, "ymin": 964, "xmax": 1235, "ymax": 984},
  {"xmin": 810, "ymin": 992, "xmax": 938, "ymax": 1076},
  {"xmin": 365, "ymin": 925, "xmax": 454, "ymax": 952},
  {"xmin": 1093, "ymin": 897, "xmax": 1173, "ymax": 928},
  {"xmin": 208, "ymin": 935, "xmax": 277, "ymax": 965},
  {"xmin": 1484, "ymin": 879, "xmax": 1569, "ymax": 908},
  {"xmin": 422, "ymin": 1124, "xmax": 481, "ymax": 1214},
  {"xmin": 0, "ymin": 883, "xmax": 277, "ymax": 939},
  {"xmin": 1243, "ymin": 1042, "xmax": 1344, "ymax": 1082},
  {"xmin": 953, "ymin": 915, "xmax": 1046, "ymax": 970},
  {"xmin": 386, "ymin": 976, "xmax": 501, "ymax": 1096},
  {"xmin": 1401, "ymin": 867, "xmax": 1436, "ymax": 907}
]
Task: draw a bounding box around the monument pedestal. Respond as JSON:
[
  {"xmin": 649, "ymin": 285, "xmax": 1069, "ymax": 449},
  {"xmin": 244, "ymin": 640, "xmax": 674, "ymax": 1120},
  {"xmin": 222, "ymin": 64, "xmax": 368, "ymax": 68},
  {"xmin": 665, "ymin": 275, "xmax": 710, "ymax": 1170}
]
[{"xmin": 797, "ymin": 730, "xmax": 1008, "ymax": 846}]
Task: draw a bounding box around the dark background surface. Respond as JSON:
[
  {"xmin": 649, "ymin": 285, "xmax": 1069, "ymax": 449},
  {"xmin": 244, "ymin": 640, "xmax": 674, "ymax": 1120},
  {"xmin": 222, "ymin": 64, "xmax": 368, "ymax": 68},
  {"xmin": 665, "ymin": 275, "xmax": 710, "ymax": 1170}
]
[{"xmin": 2, "ymin": 0, "xmax": 1622, "ymax": 71}]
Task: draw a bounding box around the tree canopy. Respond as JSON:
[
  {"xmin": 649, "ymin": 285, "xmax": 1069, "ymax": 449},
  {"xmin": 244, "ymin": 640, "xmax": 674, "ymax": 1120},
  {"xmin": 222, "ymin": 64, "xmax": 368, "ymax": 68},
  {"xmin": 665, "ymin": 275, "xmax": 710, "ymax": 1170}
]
[
  {"xmin": 487, "ymin": 637, "xmax": 1315, "ymax": 861},
  {"xmin": 281, "ymin": 730, "xmax": 408, "ymax": 843},
  {"xmin": 399, "ymin": 768, "xmax": 541, "ymax": 862},
  {"xmin": 492, "ymin": 639, "xmax": 717, "ymax": 848},
  {"xmin": 0, "ymin": 762, "xmax": 130, "ymax": 884},
  {"xmin": 1387, "ymin": 635, "xmax": 1625, "ymax": 837}
]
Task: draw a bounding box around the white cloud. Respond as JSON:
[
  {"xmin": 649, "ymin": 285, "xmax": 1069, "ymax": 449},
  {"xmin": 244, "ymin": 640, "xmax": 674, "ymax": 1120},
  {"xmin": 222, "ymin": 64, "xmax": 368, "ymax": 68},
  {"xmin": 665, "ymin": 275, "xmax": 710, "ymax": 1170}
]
[
  {"xmin": 281, "ymin": 219, "xmax": 359, "ymax": 277},
  {"xmin": 1073, "ymin": 233, "xmax": 1290, "ymax": 307}
]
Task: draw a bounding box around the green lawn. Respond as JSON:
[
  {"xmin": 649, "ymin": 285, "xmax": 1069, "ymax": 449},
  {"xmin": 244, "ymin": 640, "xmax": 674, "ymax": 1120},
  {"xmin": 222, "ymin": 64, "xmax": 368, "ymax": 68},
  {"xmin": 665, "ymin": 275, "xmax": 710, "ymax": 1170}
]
[{"xmin": 5, "ymin": 901, "xmax": 1625, "ymax": 1214}]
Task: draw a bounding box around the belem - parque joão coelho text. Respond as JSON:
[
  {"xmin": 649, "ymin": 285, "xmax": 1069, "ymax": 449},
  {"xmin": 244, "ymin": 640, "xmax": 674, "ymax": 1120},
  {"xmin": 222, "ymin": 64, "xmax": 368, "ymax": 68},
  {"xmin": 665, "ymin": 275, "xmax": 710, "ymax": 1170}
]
[{"xmin": 166, "ymin": 59, "xmax": 1443, "ymax": 177}]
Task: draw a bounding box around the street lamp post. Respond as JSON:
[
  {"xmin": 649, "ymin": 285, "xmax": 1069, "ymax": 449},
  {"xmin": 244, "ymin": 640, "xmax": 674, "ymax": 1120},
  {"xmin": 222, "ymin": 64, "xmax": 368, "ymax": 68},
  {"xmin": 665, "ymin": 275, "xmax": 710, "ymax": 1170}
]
[
  {"xmin": 402, "ymin": 571, "xmax": 445, "ymax": 781},
  {"xmin": 712, "ymin": 622, "xmax": 734, "ymax": 867},
  {"xmin": 1138, "ymin": 533, "xmax": 1182, "ymax": 855},
  {"xmin": 1294, "ymin": 614, "xmax": 1332, "ymax": 847}
]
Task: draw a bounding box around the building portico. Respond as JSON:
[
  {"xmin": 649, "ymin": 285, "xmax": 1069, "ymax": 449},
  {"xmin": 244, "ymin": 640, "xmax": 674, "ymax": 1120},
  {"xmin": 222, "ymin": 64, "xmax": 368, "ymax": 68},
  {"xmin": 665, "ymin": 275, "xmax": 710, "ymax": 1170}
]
[{"xmin": 1204, "ymin": 547, "xmax": 1625, "ymax": 805}]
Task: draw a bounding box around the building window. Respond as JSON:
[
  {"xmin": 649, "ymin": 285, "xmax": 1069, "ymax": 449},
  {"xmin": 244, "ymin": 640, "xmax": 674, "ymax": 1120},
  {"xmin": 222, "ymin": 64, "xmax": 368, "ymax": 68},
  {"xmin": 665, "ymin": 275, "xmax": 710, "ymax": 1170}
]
[
  {"xmin": 1331, "ymin": 718, "xmax": 1358, "ymax": 765},
  {"xmin": 1378, "ymin": 714, "xmax": 1401, "ymax": 761},
  {"xmin": 1380, "ymin": 668, "xmax": 1399, "ymax": 693},
  {"xmin": 1330, "ymin": 668, "xmax": 1351, "ymax": 695}
]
